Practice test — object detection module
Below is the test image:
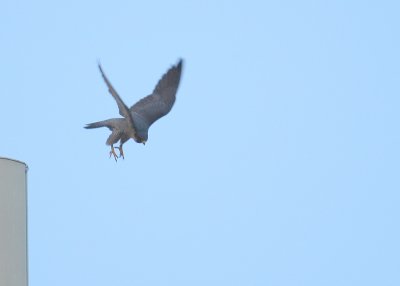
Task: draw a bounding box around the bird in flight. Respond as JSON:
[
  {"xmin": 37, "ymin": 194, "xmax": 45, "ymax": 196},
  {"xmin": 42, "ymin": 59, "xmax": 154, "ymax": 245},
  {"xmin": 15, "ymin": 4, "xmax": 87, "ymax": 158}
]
[{"xmin": 85, "ymin": 59, "xmax": 183, "ymax": 161}]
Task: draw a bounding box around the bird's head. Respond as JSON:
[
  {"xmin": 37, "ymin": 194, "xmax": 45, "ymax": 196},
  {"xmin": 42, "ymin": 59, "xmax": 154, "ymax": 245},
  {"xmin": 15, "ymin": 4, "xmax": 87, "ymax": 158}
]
[
  {"xmin": 134, "ymin": 136, "xmax": 147, "ymax": 145},
  {"xmin": 134, "ymin": 131, "xmax": 148, "ymax": 145}
]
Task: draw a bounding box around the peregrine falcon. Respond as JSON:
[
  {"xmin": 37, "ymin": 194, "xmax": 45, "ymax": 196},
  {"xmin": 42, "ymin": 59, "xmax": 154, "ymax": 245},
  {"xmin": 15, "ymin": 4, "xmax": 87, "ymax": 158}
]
[{"xmin": 85, "ymin": 59, "xmax": 183, "ymax": 161}]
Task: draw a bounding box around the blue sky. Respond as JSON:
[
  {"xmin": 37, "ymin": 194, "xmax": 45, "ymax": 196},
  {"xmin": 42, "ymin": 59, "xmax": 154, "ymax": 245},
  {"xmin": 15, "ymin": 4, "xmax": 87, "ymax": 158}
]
[{"xmin": 1, "ymin": 0, "xmax": 399, "ymax": 285}]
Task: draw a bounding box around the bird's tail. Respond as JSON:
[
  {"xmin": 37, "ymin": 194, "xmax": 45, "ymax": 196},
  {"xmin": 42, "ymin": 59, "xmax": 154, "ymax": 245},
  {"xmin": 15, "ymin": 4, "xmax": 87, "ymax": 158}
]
[{"xmin": 84, "ymin": 119, "xmax": 113, "ymax": 129}]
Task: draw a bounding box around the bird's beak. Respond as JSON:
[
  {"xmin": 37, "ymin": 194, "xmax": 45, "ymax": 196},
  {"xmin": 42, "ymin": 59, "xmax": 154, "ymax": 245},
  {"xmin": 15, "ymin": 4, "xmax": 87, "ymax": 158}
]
[{"xmin": 142, "ymin": 141, "xmax": 146, "ymax": 145}]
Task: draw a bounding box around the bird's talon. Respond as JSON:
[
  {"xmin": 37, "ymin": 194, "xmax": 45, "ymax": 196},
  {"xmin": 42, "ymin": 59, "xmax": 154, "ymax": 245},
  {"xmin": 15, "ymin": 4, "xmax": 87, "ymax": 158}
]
[
  {"xmin": 115, "ymin": 146, "xmax": 125, "ymax": 159},
  {"xmin": 109, "ymin": 147, "xmax": 118, "ymax": 162}
]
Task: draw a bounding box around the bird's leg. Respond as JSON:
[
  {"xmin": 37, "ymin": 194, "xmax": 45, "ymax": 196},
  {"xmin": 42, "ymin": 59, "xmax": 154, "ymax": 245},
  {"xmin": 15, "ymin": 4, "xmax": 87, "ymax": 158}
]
[
  {"xmin": 109, "ymin": 145, "xmax": 118, "ymax": 162},
  {"xmin": 115, "ymin": 144, "xmax": 125, "ymax": 159}
]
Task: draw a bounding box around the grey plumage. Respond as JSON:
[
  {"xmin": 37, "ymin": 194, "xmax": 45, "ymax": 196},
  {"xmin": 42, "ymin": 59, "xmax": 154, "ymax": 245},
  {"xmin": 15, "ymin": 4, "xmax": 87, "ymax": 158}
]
[{"xmin": 85, "ymin": 59, "xmax": 183, "ymax": 161}]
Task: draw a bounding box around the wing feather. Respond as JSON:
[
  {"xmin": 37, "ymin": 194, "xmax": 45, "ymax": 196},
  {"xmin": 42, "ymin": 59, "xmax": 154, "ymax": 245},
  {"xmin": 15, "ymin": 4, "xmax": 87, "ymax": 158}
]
[
  {"xmin": 130, "ymin": 59, "xmax": 183, "ymax": 126},
  {"xmin": 98, "ymin": 64, "xmax": 136, "ymax": 132}
]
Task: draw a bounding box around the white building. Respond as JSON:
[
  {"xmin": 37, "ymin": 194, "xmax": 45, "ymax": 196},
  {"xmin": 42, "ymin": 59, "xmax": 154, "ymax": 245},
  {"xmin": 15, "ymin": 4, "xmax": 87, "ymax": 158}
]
[{"xmin": 0, "ymin": 158, "xmax": 28, "ymax": 286}]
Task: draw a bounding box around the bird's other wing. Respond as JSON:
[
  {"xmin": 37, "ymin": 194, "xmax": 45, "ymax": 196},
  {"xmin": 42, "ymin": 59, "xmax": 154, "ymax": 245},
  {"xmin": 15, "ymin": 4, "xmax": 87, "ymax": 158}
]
[
  {"xmin": 130, "ymin": 59, "xmax": 183, "ymax": 126},
  {"xmin": 98, "ymin": 63, "xmax": 136, "ymax": 131}
]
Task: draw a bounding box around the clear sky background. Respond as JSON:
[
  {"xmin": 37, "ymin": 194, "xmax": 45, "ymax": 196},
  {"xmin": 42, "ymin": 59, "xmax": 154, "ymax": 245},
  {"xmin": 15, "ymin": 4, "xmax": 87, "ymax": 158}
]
[{"xmin": 1, "ymin": 0, "xmax": 399, "ymax": 285}]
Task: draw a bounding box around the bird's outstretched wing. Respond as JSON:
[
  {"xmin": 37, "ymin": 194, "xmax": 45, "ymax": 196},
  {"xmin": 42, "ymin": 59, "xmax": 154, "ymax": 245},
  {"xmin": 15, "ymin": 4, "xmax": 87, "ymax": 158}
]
[
  {"xmin": 98, "ymin": 64, "xmax": 136, "ymax": 131},
  {"xmin": 130, "ymin": 59, "xmax": 183, "ymax": 126}
]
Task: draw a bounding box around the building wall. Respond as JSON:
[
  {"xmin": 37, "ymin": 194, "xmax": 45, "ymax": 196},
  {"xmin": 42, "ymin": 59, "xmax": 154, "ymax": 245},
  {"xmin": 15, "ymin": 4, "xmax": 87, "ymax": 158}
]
[{"xmin": 0, "ymin": 158, "xmax": 28, "ymax": 286}]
